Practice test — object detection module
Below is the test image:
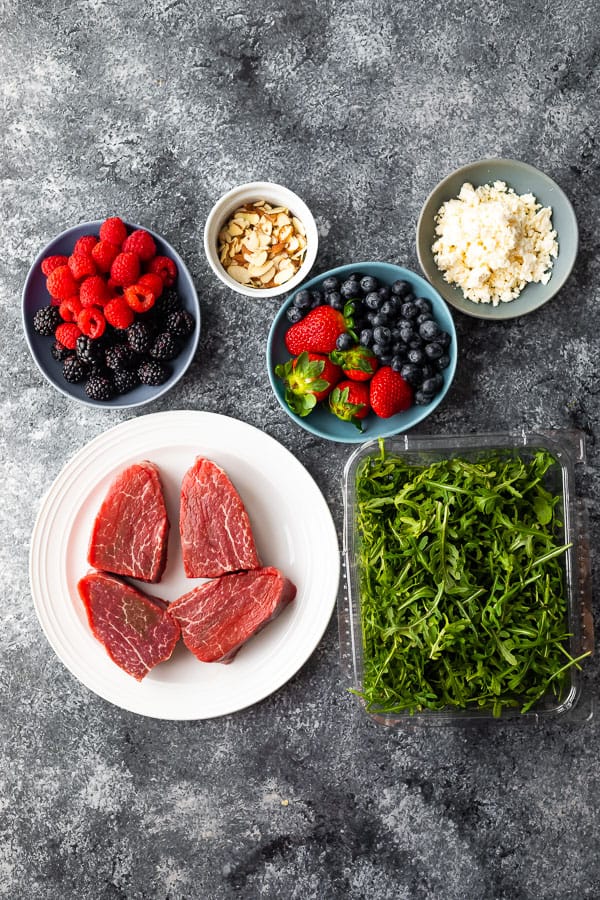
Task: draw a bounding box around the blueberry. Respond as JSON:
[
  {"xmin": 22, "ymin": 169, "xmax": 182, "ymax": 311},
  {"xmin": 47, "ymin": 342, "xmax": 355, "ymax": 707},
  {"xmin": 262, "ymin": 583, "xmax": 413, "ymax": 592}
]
[
  {"xmin": 360, "ymin": 328, "xmax": 374, "ymax": 347},
  {"xmin": 293, "ymin": 289, "xmax": 312, "ymax": 310},
  {"xmin": 408, "ymin": 335, "xmax": 424, "ymax": 349},
  {"xmin": 372, "ymin": 313, "xmax": 389, "ymax": 327},
  {"xmin": 341, "ymin": 278, "xmax": 361, "ymax": 299},
  {"xmin": 415, "ymin": 297, "xmax": 432, "ymax": 315},
  {"xmin": 365, "ymin": 291, "xmax": 382, "ymax": 310},
  {"xmin": 360, "ymin": 275, "xmax": 379, "ymax": 293},
  {"xmin": 366, "ymin": 310, "xmax": 378, "ymax": 325},
  {"xmin": 399, "ymin": 325, "xmax": 414, "ymax": 344},
  {"xmin": 286, "ymin": 306, "xmax": 304, "ymax": 324},
  {"xmin": 425, "ymin": 341, "xmax": 443, "ymax": 360},
  {"xmin": 414, "ymin": 390, "xmax": 434, "ymax": 406},
  {"xmin": 391, "ymin": 280, "xmax": 411, "ymax": 298},
  {"xmin": 421, "ymin": 363, "xmax": 435, "ymax": 380},
  {"xmin": 336, "ymin": 332, "xmax": 354, "ymax": 351},
  {"xmin": 416, "ymin": 312, "xmax": 433, "ymax": 327},
  {"xmin": 438, "ymin": 330, "xmax": 451, "ymax": 348},
  {"xmin": 373, "ymin": 325, "xmax": 391, "ymax": 345},
  {"xmin": 436, "ymin": 353, "xmax": 451, "ymax": 370},
  {"xmin": 408, "ymin": 347, "xmax": 425, "ymax": 365},
  {"xmin": 379, "ymin": 354, "xmax": 393, "ymax": 365},
  {"xmin": 419, "ymin": 319, "xmax": 441, "ymax": 341},
  {"xmin": 377, "ymin": 285, "xmax": 392, "ymax": 300},
  {"xmin": 401, "ymin": 363, "xmax": 422, "ymax": 386},
  {"xmin": 392, "ymin": 342, "xmax": 407, "ymax": 358},
  {"xmin": 322, "ymin": 276, "xmax": 339, "ymax": 292},
  {"xmin": 380, "ymin": 300, "xmax": 397, "ymax": 319},
  {"xmin": 311, "ymin": 289, "xmax": 325, "ymax": 307},
  {"xmin": 326, "ymin": 291, "xmax": 344, "ymax": 310},
  {"xmin": 423, "ymin": 374, "xmax": 444, "ymax": 394},
  {"xmin": 401, "ymin": 301, "xmax": 418, "ymax": 319},
  {"xmin": 372, "ymin": 342, "xmax": 388, "ymax": 358},
  {"xmin": 391, "ymin": 355, "xmax": 404, "ymax": 372}
]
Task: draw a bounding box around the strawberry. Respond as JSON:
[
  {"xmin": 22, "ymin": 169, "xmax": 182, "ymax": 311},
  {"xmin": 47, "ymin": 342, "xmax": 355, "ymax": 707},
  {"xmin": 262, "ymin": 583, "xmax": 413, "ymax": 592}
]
[
  {"xmin": 285, "ymin": 305, "xmax": 347, "ymax": 355},
  {"xmin": 329, "ymin": 345, "xmax": 378, "ymax": 381},
  {"xmin": 275, "ymin": 351, "xmax": 341, "ymax": 417},
  {"xmin": 369, "ymin": 366, "xmax": 413, "ymax": 418},
  {"xmin": 329, "ymin": 380, "xmax": 371, "ymax": 430}
]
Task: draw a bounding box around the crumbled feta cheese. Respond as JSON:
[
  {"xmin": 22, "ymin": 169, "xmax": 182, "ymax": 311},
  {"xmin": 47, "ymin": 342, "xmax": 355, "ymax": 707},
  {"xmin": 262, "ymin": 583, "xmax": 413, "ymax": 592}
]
[{"xmin": 431, "ymin": 180, "xmax": 559, "ymax": 306}]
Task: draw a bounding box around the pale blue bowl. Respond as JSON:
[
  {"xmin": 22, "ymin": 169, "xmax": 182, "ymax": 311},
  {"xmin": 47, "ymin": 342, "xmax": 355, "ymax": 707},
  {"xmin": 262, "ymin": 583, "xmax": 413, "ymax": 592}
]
[
  {"xmin": 266, "ymin": 262, "xmax": 457, "ymax": 444},
  {"xmin": 22, "ymin": 220, "xmax": 201, "ymax": 409}
]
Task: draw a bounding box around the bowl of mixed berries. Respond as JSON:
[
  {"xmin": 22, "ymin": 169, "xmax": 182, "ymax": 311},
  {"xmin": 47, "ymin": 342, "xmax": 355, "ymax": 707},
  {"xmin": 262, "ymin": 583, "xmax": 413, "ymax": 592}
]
[
  {"xmin": 267, "ymin": 262, "xmax": 457, "ymax": 443},
  {"xmin": 23, "ymin": 216, "xmax": 200, "ymax": 408}
]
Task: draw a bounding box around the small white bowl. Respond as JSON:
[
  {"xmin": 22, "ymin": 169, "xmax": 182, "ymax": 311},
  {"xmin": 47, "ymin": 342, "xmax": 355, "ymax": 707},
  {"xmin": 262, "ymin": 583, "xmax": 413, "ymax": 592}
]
[{"xmin": 203, "ymin": 181, "xmax": 318, "ymax": 298}]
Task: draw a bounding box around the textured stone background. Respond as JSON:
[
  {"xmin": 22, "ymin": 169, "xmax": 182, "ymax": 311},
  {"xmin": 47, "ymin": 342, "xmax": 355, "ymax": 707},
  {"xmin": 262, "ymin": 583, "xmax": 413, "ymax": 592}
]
[{"xmin": 2, "ymin": 0, "xmax": 600, "ymax": 897}]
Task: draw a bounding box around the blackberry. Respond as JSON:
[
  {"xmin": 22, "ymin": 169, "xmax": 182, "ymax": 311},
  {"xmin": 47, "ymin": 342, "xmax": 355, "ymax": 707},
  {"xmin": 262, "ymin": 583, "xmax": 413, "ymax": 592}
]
[
  {"xmin": 153, "ymin": 288, "xmax": 181, "ymax": 318},
  {"xmin": 113, "ymin": 368, "xmax": 140, "ymax": 395},
  {"xmin": 51, "ymin": 340, "xmax": 71, "ymax": 362},
  {"xmin": 138, "ymin": 360, "xmax": 169, "ymax": 385},
  {"xmin": 165, "ymin": 309, "xmax": 194, "ymax": 338},
  {"xmin": 105, "ymin": 344, "xmax": 137, "ymax": 371},
  {"xmin": 85, "ymin": 374, "xmax": 115, "ymax": 402},
  {"xmin": 63, "ymin": 355, "xmax": 88, "ymax": 384},
  {"xmin": 149, "ymin": 332, "xmax": 179, "ymax": 361},
  {"xmin": 33, "ymin": 305, "xmax": 60, "ymax": 336},
  {"xmin": 127, "ymin": 321, "xmax": 152, "ymax": 354},
  {"xmin": 76, "ymin": 335, "xmax": 103, "ymax": 365}
]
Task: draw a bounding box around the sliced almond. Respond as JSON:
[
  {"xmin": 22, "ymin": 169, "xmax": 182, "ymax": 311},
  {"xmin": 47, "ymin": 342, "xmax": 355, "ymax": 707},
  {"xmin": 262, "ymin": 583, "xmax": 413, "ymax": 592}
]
[
  {"xmin": 286, "ymin": 235, "xmax": 299, "ymax": 253},
  {"xmin": 278, "ymin": 223, "xmax": 293, "ymax": 243},
  {"xmin": 228, "ymin": 221, "xmax": 243, "ymax": 237},
  {"xmin": 292, "ymin": 216, "xmax": 305, "ymax": 236},
  {"xmin": 260, "ymin": 266, "xmax": 276, "ymax": 283},
  {"xmin": 227, "ymin": 264, "xmax": 252, "ymax": 284},
  {"xmin": 274, "ymin": 268, "xmax": 294, "ymax": 285},
  {"xmin": 249, "ymin": 249, "xmax": 268, "ymax": 268},
  {"xmin": 243, "ymin": 230, "xmax": 259, "ymax": 252}
]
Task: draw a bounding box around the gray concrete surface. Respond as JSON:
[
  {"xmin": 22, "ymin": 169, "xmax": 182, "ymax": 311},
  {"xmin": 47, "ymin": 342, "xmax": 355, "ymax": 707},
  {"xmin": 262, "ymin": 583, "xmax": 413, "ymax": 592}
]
[{"xmin": 2, "ymin": 1, "xmax": 600, "ymax": 897}]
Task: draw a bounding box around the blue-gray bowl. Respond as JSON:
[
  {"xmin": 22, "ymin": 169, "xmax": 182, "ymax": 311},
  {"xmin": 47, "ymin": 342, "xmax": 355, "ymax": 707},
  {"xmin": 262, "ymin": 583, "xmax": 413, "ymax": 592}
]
[
  {"xmin": 266, "ymin": 262, "xmax": 457, "ymax": 444},
  {"xmin": 22, "ymin": 220, "xmax": 201, "ymax": 409},
  {"xmin": 416, "ymin": 158, "xmax": 578, "ymax": 320}
]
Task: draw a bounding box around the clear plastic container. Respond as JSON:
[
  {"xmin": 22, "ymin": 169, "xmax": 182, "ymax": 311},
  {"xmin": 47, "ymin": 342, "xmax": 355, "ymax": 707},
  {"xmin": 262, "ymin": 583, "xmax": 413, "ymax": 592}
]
[{"xmin": 340, "ymin": 430, "xmax": 594, "ymax": 726}]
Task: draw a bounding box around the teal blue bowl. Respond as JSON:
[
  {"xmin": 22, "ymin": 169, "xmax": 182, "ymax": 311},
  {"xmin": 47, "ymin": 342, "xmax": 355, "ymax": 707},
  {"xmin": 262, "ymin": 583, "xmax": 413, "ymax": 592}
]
[
  {"xmin": 266, "ymin": 262, "xmax": 457, "ymax": 444},
  {"xmin": 416, "ymin": 158, "xmax": 578, "ymax": 320}
]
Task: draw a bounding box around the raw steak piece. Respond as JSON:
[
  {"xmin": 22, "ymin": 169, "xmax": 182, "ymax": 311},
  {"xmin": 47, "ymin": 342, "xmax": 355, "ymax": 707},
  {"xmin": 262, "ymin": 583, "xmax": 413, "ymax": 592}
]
[
  {"xmin": 88, "ymin": 461, "xmax": 170, "ymax": 583},
  {"xmin": 179, "ymin": 457, "xmax": 260, "ymax": 578},
  {"xmin": 169, "ymin": 566, "xmax": 296, "ymax": 663},
  {"xmin": 78, "ymin": 572, "xmax": 180, "ymax": 681}
]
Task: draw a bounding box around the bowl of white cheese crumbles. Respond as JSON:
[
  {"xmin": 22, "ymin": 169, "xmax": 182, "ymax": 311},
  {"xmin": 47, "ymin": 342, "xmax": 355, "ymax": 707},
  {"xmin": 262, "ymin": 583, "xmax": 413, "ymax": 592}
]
[{"xmin": 416, "ymin": 158, "xmax": 578, "ymax": 320}]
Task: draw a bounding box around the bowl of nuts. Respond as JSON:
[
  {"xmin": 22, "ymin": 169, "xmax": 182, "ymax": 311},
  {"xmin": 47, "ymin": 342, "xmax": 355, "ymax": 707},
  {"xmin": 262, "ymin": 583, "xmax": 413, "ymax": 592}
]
[{"xmin": 203, "ymin": 181, "xmax": 318, "ymax": 298}]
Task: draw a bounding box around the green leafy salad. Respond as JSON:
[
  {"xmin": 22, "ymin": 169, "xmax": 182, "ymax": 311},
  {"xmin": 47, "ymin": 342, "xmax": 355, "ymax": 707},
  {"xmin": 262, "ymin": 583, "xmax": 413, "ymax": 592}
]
[{"xmin": 354, "ymin": 441, "xmax": 588, "ymax": 717}]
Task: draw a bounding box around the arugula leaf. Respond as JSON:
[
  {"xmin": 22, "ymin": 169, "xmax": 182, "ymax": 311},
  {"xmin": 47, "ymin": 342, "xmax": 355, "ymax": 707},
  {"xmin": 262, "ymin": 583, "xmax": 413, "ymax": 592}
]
[{"xmin": 354, "ymin": 445, "xmax": 589, "ymax": 717}]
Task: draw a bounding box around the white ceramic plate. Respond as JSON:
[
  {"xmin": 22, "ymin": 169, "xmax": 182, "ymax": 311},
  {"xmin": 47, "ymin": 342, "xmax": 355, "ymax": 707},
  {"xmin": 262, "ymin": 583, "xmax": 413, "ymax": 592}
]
[{"xmin": 30, "ymin": 411, "xmax": 340, "ymax": 719}]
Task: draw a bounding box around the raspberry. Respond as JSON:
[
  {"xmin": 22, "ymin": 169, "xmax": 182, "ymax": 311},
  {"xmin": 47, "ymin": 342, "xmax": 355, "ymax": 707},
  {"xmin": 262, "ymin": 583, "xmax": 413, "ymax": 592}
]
[
  {"xmin": 55, "ymin": 322, "xmax": 82, "ymax": 350},
  {"xmin": 47, "ymin": 265, "xmax": 78, "ymax": 301},
  {"xmin": 147, "ymin": 255, "xmax": 177, "ymax": 287},
  {"xmin": 165, "ymin": 309, "xmax": 194, "ymax": 337},
  {"xmin": 104, "ymin": 296, "xmax": 135, "ymax": 330},
  {"xmin": 68, "ymin": 252, "xmax": 96, "ymax": 281},
  {"xmin": 99, "ymin": 216, "xmax": 128, "ymax": 247},
  {"xmin": 80, "ymin": 275, "xmax": 110, "ymax": 308},
  {"xmin": 122, "ymin": 229, "xmax": 156, "ymax": 262},
  {"xmin": 110, "ymin": 252, "xmax": 141, "ymax": 288},
  {"xmin": 73, "ymin": 235, "xmax": 98, "ymax": 256},
  {"xmin": 85, "ymin": 374, "xmax": 115, "ymax": 402},
  {"xmin": 78, "ymin": 306, "xmax": 107, "ymax": 339},
  {"xmin": 41, "ymin": 255, "xmax": 69, "ymax": 277},
  {"xmin": 33, "ymin": 305, "xmax": 61, "ymax": 336},
  {"xmin": 137, "ymin": 272, "xmax": 164, "ymax": 298},
  {"xmin": 63, "ymin": 355, "xmax": 88, "ymax": 384},
  {"xmin": 91, "ymin": 240, "xmax": 119, "ymax": 273},
  {"xmin": 58, "ymin": 296, "xmax": 83, "ymax": 323},
  {"xmin": 149, "ymin": 332, "xmax": 179, "ymax": 360},
  {"xmin": 124, "ymin": 283, "xmax": 156, "ymax": 313},
  {"xmin": 113, "ymin": 368, "xmax": 140, "ymax": 395},
  {"xmin": 138, "ymin": 360, "xmax": 169, "ymax": 385}
]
